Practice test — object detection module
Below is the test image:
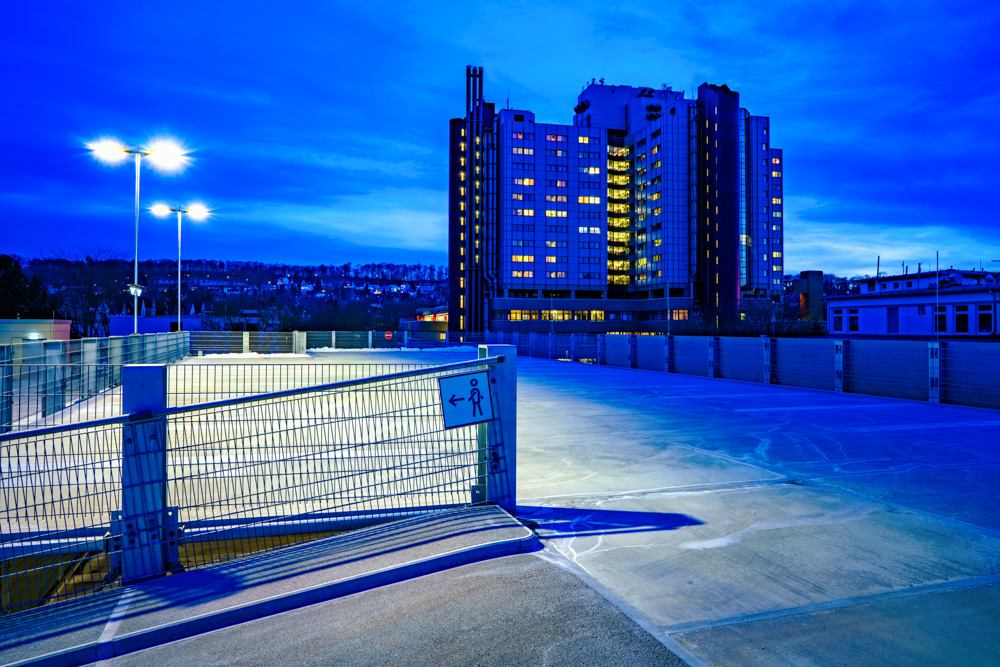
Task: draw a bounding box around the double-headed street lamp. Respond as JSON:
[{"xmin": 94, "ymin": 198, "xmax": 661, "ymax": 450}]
[
  {"xmin": 150, "ymin": 203, "xmax": 210, "ymax": 331},
  {"xmin": 86, "ymin": 137, "xmax": 189, "ymax": 333}
]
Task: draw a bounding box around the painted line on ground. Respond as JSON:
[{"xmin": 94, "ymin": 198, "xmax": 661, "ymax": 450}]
[{"xmin": 664, "ymin": 573, "xmax": 1000, "ymax": 636}]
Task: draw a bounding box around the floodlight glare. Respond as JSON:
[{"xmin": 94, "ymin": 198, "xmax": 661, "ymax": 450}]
[
  {"xmin": 128, "ymin": 284, "xmax": 144, "ymax": 297},
  {"xmin": 145, "ymin": 138, "xmax": 189, "ymax": 173},
  {"xmin": 150, "ymin": 203, "xmax": 172, "ymax": 218},
  {"xmin": 186, "ymin": 203, "xmax": 210, "ymax": 221},
  {"xmin": 86, "ymin": 138, "xmax": 129, "ymax": 165}
]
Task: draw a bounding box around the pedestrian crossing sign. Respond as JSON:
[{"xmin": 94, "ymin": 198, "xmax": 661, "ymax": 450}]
[{"xmin": 438, "ymin": 371, "xmax": 494, "ymax": 429}]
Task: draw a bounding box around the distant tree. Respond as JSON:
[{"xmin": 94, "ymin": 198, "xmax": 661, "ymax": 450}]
[
  {"xmin": 44, "ymin": 249, "xmax": 128, "ymax": 337},
  {"xmin": 0, "ymin": 255, "xmax": 58, "ymax": 319}
]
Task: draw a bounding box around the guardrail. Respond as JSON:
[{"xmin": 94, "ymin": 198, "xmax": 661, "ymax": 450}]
[
  {"xmin": 189, "ymin": 330, "xmax": 486, "ymax": 354},
  {"xmin": 0, "ymin": 333, "xmax": 188, "ymax": 434},
  {"xmin": 488, "ymin": 331, "xmax": 1000, "ymax": 410},
  {"xmin": 0, "ymin": 345, "xmax": 517, "ymax": 613}
]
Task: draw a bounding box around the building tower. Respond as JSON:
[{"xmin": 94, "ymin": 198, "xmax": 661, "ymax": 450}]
[{"xmin": 449, "ymin": 68, "xmax": 783, "ymax": 334}]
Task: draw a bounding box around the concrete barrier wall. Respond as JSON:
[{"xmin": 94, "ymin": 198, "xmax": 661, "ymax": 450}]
[
  {"xmin": 773, "ymin": 338, "xmax": 836, "ymax": 391},
  {"xmin": 636, "ymin": 336, "xmax": 665, "ymax": 372},
  {"xmin": 718, "ymin": 337, "xmax": 764, "ymax": 383},
  {"xmin": 846, "ymin": 339, "xmax": 928, "ymax": 401},
  {"xmin": 674, "ymin": 336, "xmax": 711, "ymax": 376},
  {"xmin": 941, "ymin": 342, "xmax": 1000, "ymax": 409}
]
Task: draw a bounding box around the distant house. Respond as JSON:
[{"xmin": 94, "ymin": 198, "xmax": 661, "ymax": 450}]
[{"xmin": 826, "ymin": 270, "xmax": 999, "ymax": 337}]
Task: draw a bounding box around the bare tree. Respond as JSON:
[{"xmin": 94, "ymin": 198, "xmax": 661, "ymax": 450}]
[{"xmin": 43, "ymin": 249, "xmax": 129, "ymax": 338}]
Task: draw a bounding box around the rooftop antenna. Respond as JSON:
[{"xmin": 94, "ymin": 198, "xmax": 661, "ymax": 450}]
[{"xmin": 506, "ymin": 89, "xmax": 510, "ymax": 108}]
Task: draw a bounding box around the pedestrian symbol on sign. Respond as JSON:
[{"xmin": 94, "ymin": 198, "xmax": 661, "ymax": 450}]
[{"xmin": 438, "ymin": 371, "xmax": 494, "ymax": 429}]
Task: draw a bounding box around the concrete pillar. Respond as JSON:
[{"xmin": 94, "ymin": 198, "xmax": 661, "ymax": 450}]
[
  {"xmin": 598, "ymin": 335, "xmax": 606, "ymax": 365},
  {"xmin": 117, "ymin": 365, "xmax": 178, "ymax": 581},
  {"xmin": 478, "ymin": 345, "xmax": 516, "ymax": 513},
  {"xmin": 404, "ymin": 330, "xmax": 409, "ymax": 347},
  {"xmin": 834, "ymin": 340, "xmax": 845, "ymax": 392},
  {"xmin": 928, "ymin": 342, "xmax": 941, "ymax": 403},
  {"xmin": 242, "ymin": 331, "xmax": 250, "ymax": 354},
  {"xmin": 529, "ymin": 332, "xmax": 536, "ymax": 357},
  {"xmin": 569, "ymin": 333, "xmax": 578, "ymax": 362},
  {"xmin": 331, "ymin": 331, "xmax": 337, "ymax": 349},
  {"xmin": 664, "ymin": 335, "xmax": 674, "ymax": 373},
  {"xmin": 548, "ymin": 332, "xmax": 555, "ymax": 359},
  {"xmin": 368, "ymin": 331, "xmax": 373, "ymax": 349}
]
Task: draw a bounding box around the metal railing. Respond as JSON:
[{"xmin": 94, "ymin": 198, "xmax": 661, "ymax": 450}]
[
  {"xmin": 0, "ymin": 333, "xmax": 188, "ymax": 434},
  {"xmin": 189, "ymin": 330, "xmax": 487, "ymax": 354},
  {"xmin": 488, "ymin": 331, "xmax": 1000, "ymax": 410},
  {"xmin": 0, "ymin": 350, "xmax": 516, "ymax": 613}
]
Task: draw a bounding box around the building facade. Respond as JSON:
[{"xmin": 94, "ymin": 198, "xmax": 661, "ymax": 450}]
[
  {"xmin": 449, "ymin": 67, "xmax": 784, "ymax": 333},
  {"xmin": 827, "ymin": 270, "xmax": 999, "ymax": 337}
]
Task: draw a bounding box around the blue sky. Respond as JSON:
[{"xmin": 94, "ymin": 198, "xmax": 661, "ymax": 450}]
[{"xmin": 3, "ymin": 1, "xmax": 999, "ymax": 276}]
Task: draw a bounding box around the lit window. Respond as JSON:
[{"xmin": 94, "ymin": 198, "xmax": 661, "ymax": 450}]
[
  {"xmin": 512, "ymin": 193, "xmax": 523, "ymax": 200},
  {"xmin": 772, "ymin": 198, "xmax": 781, "ymax": 204},
  {"xmin": 577, "ymin": 196, "xmax": 600, "ymax": 204},
  {"xmin": 511, "ymin": 255, "xmax": 535, "ymax": 262},
  {"xmin": 578, "ymin": 136, "xmax": 590, "ymax": 144},
  {"xmin": 773, "ymin": 251, "xmax": 782, "ymax": 258},
  {"xmin": 772, "ymin": 157, "xmax": 781, "ymax": 164},
  {"xmin": 773, "ymin": 212, "xmax": 782, "ymax": 218},
  {"xmin": 580, "ymin": 166, "xmax": 601, "ymax": 175},
  {"xmin": 772, "ymin": 171, "xmax": 782, "ymax": 177},
  {"xmin": 545, "ymin": 210, "xmax": 568, "ymax": 217},
  {"xmin": 514, "ymin": 178, "xmax": 535, "ymax": 186}
]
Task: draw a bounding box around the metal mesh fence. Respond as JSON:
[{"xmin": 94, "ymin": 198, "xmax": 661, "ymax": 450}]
[
  {"xmin": 1, "ymin": 334, "xmax": 187, "ymax": 434},
  {"xmin": 845, "ymin": 339, "xmax": 928, "ymax": 401},
  {"xmin": 941, "ymin": 342, "xmax": 1000, "ymax": 409},
  {"xmin": 673, "ymin": 336, "xmax": 711, "ymax": 376},
  {"xmin": 166, "ymin": 362, "xmax": 433, "ymax": 407},
  {"xmin": 718, "ymin": 337, "xmax": 764, "ymax": 383},
  {"xmin": 772, "ymin": 338, "xmax": 836, "ymax": 391},
  {"xmin": 0, "ymin": 358, "xmax": 507, "ymax": 613}
]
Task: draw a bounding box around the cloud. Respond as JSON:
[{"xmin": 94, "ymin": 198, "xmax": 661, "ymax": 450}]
[{"xmin": 784, "ymin": 196, "xmax": 1000, "ymax": 277}]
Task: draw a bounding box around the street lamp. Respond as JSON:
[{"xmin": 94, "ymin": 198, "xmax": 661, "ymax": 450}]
[
  {"xmin": 151, "ymin": 203, "xmax": 210, "ymax": 331},
  {"xmin": 86, "ymin": 137, "xmax": 189, "ymax": 333}
]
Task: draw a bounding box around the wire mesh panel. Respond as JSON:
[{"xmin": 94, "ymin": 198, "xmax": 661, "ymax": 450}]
[
  {"xmin": 1, "ymin": 423, "xmax": 124, "ymax": 613},
  {"xmin": 574, "ymin": 334, "xmax": 602, "ymax": 364},
  {"xmin": 772, "ymin": 338, "xmax": 835, "ymax": 391},
  {"xmin": 248, "ymin": 332, "xmax": 293, "ymax": 354},
  {"xmin": 189, "ymin": 331, "xmax": 244, "ymax": 354},
  {"xmin": 1, "ymin": 357, "xmax": 507, "ymax": 613},
  {"xmin": 333, "ymin": 331, "xmax": 370, "ymax": 349},
  {"xmin": 166, "ymin": 363, "xmax": 433, "ymax": 407},
  {"xmin": 941, "ymin": 342, "xmax": 1000, "ymax": 409},
  {"xmin": 635, "ymin": 336, "xmax": 665, "ymax": 372},
  {"xmin": 1, "ymin": 333, "xmax": 187, "ymax": 434},
  {"xmin": 605, "ymin": 335, "xmax": 632, "ymax": 368},
  {"xmin": 166, "ymin": 370, "xmax": 500, "ymax": 570},
  {"xmin": 845, "ymin": 339, "xmax": 928, "ymax": 401},
  {"xmin": 673, "ymin": 336, "xmax": 711, "ymax": 376},
  {"xmin": 718, "ymin": 337, "xmax": 764, "ymax": 383}
]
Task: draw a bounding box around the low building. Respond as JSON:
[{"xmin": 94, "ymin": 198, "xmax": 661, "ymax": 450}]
[
  {"xmin": 0, "ymin": 319, "xmax": 72, "ymax": 345},
  {"xmin": 826, "ymin": 270, "xmax": 999, "ymax": 337}
]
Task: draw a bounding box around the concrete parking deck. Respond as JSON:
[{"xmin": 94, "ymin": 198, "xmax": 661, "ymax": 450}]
[{"xmin": 4, "ymin": 347, "xmax": 1000, "ymax": 665}]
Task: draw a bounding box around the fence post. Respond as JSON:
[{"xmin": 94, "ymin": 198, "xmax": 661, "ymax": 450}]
[
  {"xmin": 834, "ymin": 340, "xmax": 845, "ymax": 392},
  {"xmin": 0, "ymin": 345, "xmax": 11, "ymax": 433},
  {"xmin": 708, "ymin": 337, "xmax": 719, "ymax": 378},
  {"xmin": 569, "ymin": 333, "xmax": 578, "ymax": 361},
  {"xmin": 404, "ymin": 330, "xmax": 409, "ymax": 347},
  {"xmin": 548, "ymin": 332, "xmax": 555, "ymax": 359},
  {"xmin": 368, "ymin": 331, "xmax": 373, "ymax": 349},
  {"xmin": 115, "ymin": 365, "xmax": 179, "ymax": 582},
  {"xmin": 478, "ymin": 345, "xmax": 516, "ymax": 513},
  {"xmin": 928, "ymin": 342, "xmax": 941, "ymax": 403},
  {"xmin": 664, "ymin": 335, "xmax": 674, "ymax": 373},
  {"xmin": 242, "ymin": 331, "xmax": 250, "ymax": 354},
  {"xmin": 598, "ymin": 334, "xmax": 606, "ymax": 364},
  {"xmin": 762, "ymin": 336, "xmax": 773, "ymax": 384},
  {"xmin": 42, "ymin": 341, "xmax": 65, "ymax": 417},
  {"xmin": 331, "ymin": 331, "xmax": 337, "ymax": 349}
]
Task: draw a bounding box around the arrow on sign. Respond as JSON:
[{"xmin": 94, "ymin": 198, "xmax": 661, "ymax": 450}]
[{"xmin": 449, "ymin": 395, "xmax": 465, "ymax": 407}]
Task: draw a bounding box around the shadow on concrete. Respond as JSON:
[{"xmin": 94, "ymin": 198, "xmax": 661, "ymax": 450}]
[{"xmin": 516, "ymin": 505, "xmax": 703, "ymax": 537}]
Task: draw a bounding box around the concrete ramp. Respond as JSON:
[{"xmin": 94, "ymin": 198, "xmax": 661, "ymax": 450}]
[{"xmin": 0, "ymin": 506, "xmax": 538, "ymax": 666}]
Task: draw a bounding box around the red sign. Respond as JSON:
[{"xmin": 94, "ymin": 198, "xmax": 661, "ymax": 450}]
[{"xmin": 385, "ymin": 331, "xmax": 393, "ymax": 340}]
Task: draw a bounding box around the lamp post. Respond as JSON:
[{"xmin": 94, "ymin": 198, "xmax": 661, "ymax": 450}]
[
  {"xmin": 151, "ymin": 203, "xmax": 210, "ymax": 331},
  {"xmin": 87, "ymin": 137, "xmax": 189, "ymax": 333}
]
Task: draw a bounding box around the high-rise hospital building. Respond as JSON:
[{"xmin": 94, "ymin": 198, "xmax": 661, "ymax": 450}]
[{"xmin": 449, "ymin": 66, "xmax": 784, "ymax": 333}]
